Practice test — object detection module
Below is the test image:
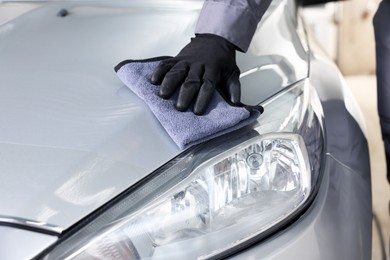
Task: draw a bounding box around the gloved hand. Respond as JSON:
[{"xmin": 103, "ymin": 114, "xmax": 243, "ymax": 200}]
[{"xmin": 151, "ymin": 34, "xmax": 241, "ymax": 115}]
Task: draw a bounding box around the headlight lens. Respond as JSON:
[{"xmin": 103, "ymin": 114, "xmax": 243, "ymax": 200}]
[{"xmin": 43, "ymin": 80, "xmax": 323, "ymax": 260}]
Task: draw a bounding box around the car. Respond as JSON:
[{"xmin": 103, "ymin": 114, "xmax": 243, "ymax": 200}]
[{"xmin": 0, "ymin": 0, "xmax": 372, "ymax": 259}]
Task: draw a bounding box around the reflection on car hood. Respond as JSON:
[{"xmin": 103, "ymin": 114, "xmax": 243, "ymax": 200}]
[{"xmin": 0, "ymin": 0, "xmax": 307, "ymax": 230}]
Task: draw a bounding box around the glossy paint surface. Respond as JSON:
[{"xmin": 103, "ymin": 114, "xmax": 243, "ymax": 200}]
[
  {"xmin": 0, "ymin": 0, "xmax": 307, "ymax": 230},
  {"xmin": 0, "ymin": 1, "xmax": 372, "ymax": 259},
  {"xmin": 0, "ymin": 226, "xmax": 57, "ymax": 260}
]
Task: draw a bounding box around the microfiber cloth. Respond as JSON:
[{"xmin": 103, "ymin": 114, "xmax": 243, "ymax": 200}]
[{"xmin": 115, "ymin": 57, "xmax": 263, "ymax": 149}]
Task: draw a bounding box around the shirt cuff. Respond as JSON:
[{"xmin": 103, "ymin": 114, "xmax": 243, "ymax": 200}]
[{"xmin": 195, "ymin": 1, "xmax": 258, "ymax": 52}]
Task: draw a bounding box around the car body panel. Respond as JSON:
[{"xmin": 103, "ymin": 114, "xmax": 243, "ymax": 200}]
[
  {"xmin": 0, "ymin": 0, "xmax": 307, "ymax": 229},
  {"xmin": 0, "ymin": 1, "xmax": 372, "ymax": 259},
  {"xmin": 0, "ymin": 227, "xmax": 57, "ymax": 260}
]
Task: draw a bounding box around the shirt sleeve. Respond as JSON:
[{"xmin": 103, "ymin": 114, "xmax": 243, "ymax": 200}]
[{"xmin": 195, "ymin": 0, "xmax": 273, "ymax": 52}]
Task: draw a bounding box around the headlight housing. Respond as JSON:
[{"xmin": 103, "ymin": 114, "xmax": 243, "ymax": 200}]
[{"xmin": 41, "ymin": 80, "xmax": 324, "ymax": 260}]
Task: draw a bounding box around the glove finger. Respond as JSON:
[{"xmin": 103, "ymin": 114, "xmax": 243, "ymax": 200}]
[
  {"xmin": 176, "ymin": 63, "xmax": 204, "ymax": 112},
  {"xmin": 151, "ymin": 60, "xmax": 176, "ymax": 85},
  {"xmin": 193, "ymin": 69, "xmax": 217, "ymax": 115},
  {"xmin": 226, "ymin": 68, "xmax": 241, "ymax": 104},
  {"xmin": 159, "ymin": 62, "xmax": 189, "ymax": 99}
]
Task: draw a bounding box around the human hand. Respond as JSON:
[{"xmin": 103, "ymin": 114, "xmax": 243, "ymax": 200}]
[{"xmin": 151, "ymin": 34, "xmax": 241, "ymax": 115}]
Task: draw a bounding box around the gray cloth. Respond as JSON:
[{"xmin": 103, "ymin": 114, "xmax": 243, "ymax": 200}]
[
  {"xmin": 115, "ymin": 58, "xmax": 262, "ymax": 149},
  {"xmin": 195, "ymin": 0, "xmax": 273, "ymax": 52},
  {"xmin": 374, "ymin": 0, "xmax": 390, "ymax": 182},
  {"xmin": 374, "ymin": 0, "xmax": 390, "ymax": 122}
]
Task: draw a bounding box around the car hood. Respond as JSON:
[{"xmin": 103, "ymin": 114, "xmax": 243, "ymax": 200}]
[{"xmin": 0, "ymin": 0, "xmax": 307, "ymax": 231}]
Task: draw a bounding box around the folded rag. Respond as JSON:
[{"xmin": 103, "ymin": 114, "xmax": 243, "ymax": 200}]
[{"xmin": 115, "ymin": 57, "xmax": 263, "ymax": 149}]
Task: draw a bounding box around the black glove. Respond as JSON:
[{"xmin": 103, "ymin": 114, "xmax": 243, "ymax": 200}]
[{"xmin": 151, "ymin": 34, "xmax": 241, "ymax": 115}]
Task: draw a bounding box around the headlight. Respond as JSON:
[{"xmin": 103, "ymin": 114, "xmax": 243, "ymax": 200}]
[{"xmin": 41, "ymin": 80, "xmax": 324, "ymax": 260}]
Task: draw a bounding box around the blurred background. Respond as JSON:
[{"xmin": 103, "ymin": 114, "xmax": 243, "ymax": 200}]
[
  {"xmin": 302, "ymin": 1, "xmax": 389, "ymax": 259},
  {"xmin": 0, "ymin": 1, "xmax": 388, "ymax": 259}
]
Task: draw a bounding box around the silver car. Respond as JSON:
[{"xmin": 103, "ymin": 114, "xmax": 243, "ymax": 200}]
[{"xmin": 0, "ymin": 0, "xmax": 371, "ymax": 259}]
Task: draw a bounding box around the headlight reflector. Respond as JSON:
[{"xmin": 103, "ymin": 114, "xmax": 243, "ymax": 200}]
[{"xmin": 46, "ymin": 134, "xmax": 311, "ymax": 260}]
